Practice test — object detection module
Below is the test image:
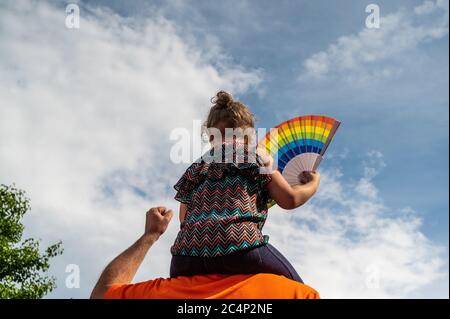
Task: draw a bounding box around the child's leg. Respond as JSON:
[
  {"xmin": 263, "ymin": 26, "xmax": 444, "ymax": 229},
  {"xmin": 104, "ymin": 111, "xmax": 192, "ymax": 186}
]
[
  {"xmin": 170, "ymin": 255, "xmax": 207, "ymax": 278},
  {"xmin": 204, "ymin": 244, "xmax": 303, "ymax": 283},
  {"xmin": 257, "ymin": 243, "xmax": 303, "ymax": 283},
  {"xmin": 203, "ymin": 246, "xmax": 264, "ymax": 276}
]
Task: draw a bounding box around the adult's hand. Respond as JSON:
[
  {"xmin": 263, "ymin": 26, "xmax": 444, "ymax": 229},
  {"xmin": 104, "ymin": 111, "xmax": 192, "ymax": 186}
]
[
  {"xmin": 144, "ymin": 206, "xmax": 173, "ymax": 240},
  {"xmin": 91, "ymin": 206, "xmax": 173, "ymax": 299}
]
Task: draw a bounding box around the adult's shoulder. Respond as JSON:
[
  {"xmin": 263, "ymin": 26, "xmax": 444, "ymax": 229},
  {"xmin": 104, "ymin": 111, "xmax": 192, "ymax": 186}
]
[{"xmin": 103, "ymin": 274, "xmax": 319, "ymax": 299}]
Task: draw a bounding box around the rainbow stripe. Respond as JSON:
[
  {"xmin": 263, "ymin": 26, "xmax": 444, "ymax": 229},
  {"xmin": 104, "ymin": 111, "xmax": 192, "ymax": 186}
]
[{"xmin": 259, "ymin": 115, "xmax": 340, "ymax": 173}]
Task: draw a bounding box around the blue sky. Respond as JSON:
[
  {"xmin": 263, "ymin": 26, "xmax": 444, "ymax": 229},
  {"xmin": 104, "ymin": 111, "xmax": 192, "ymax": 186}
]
[
  {"xmin": 86, "ymin": 0, "xmax": 449, "ymax": 241},
  {"xmin": 0, "ymin": 0, "xmax": 448, "ymax": 298}
]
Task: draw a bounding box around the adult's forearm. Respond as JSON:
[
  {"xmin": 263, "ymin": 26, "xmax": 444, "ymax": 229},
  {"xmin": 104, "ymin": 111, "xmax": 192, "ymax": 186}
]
[{"xmin": 90, "ymin": 233, "xmax": 158, "ymax": 299}]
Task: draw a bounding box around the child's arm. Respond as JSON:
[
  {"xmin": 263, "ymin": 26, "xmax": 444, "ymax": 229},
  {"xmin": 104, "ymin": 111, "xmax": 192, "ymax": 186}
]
[
  {"xmin": 179, "ymin": 203, "xmax": 187, "ymax": 223},
  {"xmin": 267, "ymin": 170, "xmax": 320, "ymax": 210},
  {"xmin": 257, "ymin": 148, "xmax": 320, "ymax": 210}
]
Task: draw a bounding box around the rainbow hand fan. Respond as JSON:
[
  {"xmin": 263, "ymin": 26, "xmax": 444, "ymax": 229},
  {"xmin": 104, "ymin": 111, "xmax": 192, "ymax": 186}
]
[{"xmin": 258, "ymin": 115, "xmax": 340, "ymax": 205}]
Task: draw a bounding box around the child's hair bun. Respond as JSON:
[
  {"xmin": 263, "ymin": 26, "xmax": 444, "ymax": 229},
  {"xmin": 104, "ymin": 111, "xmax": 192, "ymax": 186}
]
[
  {"xmin": 205, "ymin": 90, "xmax": 255, "ymax": 132},
  {"xmin": 213, "ymin": 90, "xmax": 234, "ymax": 109}
]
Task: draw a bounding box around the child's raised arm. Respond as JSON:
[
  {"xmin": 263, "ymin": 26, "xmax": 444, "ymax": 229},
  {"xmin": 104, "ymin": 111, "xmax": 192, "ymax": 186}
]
[
  {"xmin": 257, "ymin": 148, "xmax": 320, "ymax": 210},
  {"xmin": 267, "ymin": 170, "xmax": 320, "ymax": 210}
]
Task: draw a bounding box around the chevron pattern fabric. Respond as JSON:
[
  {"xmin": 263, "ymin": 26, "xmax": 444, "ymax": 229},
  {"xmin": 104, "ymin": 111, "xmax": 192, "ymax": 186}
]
[{"xmin": 171, "ymin": 141, "xmax": 272, "ymax": 257}]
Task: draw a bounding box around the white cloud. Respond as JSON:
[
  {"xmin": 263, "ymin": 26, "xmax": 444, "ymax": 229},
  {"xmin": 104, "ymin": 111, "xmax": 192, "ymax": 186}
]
[
  {"xmin": 0, "ymin": 0, "xmax": 262, "ymax": 297},
  {"xmin": 299, "ymin": 0, "xmax": 449, "ymax": 85},
  {"xmin": 415, "ymin": 0, "xmax": 448, "ymax": 16},
  {"xmin": 265, "ymin": 151, "xmax": 447, "ymax": 298}
]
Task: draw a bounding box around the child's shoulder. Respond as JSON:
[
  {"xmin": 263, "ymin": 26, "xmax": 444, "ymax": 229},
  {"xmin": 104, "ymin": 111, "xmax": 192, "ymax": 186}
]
[{"xmin": 176, "ymin": 141, "xmax": 270, "ymax": 188}]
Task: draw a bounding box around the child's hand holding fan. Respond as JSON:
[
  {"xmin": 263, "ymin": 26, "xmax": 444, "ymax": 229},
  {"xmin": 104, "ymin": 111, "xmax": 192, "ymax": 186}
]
[
  {"xmin": 298, "ymin": 171, "xmax": 320, "ymax": 186},
  {"xmin": 258, "ymin": 115, "xmax": 340, "ymax": 208}
]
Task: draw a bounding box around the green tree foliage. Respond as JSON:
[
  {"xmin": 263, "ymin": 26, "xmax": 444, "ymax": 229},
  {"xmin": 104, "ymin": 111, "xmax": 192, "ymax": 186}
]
[{"xmin": 0, "ymin": 184, "xmax": 63, "ymax": 298}]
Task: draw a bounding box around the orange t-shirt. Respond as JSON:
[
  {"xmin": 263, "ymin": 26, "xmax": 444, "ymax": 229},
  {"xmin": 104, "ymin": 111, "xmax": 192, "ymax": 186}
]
[{"xmin": 104, "ymin": 273, "xmax": 319, "ymax": 299}]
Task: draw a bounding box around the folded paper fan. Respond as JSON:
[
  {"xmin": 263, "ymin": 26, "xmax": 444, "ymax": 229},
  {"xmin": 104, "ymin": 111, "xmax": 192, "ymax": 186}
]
[{"xmin": 258, "ymin": 115, "xmax": 341, "ymax": 208}]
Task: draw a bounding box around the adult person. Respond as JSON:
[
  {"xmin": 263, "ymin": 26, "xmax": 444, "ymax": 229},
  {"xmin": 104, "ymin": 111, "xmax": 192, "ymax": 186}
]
[{"xmin": 90, "ymin": 207, "xmax": 319, "ymax": 299}]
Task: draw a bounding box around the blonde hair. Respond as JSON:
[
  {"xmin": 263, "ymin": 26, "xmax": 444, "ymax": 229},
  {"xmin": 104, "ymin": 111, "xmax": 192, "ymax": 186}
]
[
  {"xmin": 205, "ymin": 91, "xmax": 255, "ymax": 137},
  {"xmin": 204, "ymin": 91, "xmax": 256, "ymax": 144}
]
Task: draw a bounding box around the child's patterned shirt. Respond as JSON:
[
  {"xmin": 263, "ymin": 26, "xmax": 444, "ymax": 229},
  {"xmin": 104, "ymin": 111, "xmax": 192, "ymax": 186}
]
[{"xmin": 171, "ymin": 141, "xmax": 272, "ymax": 257}]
